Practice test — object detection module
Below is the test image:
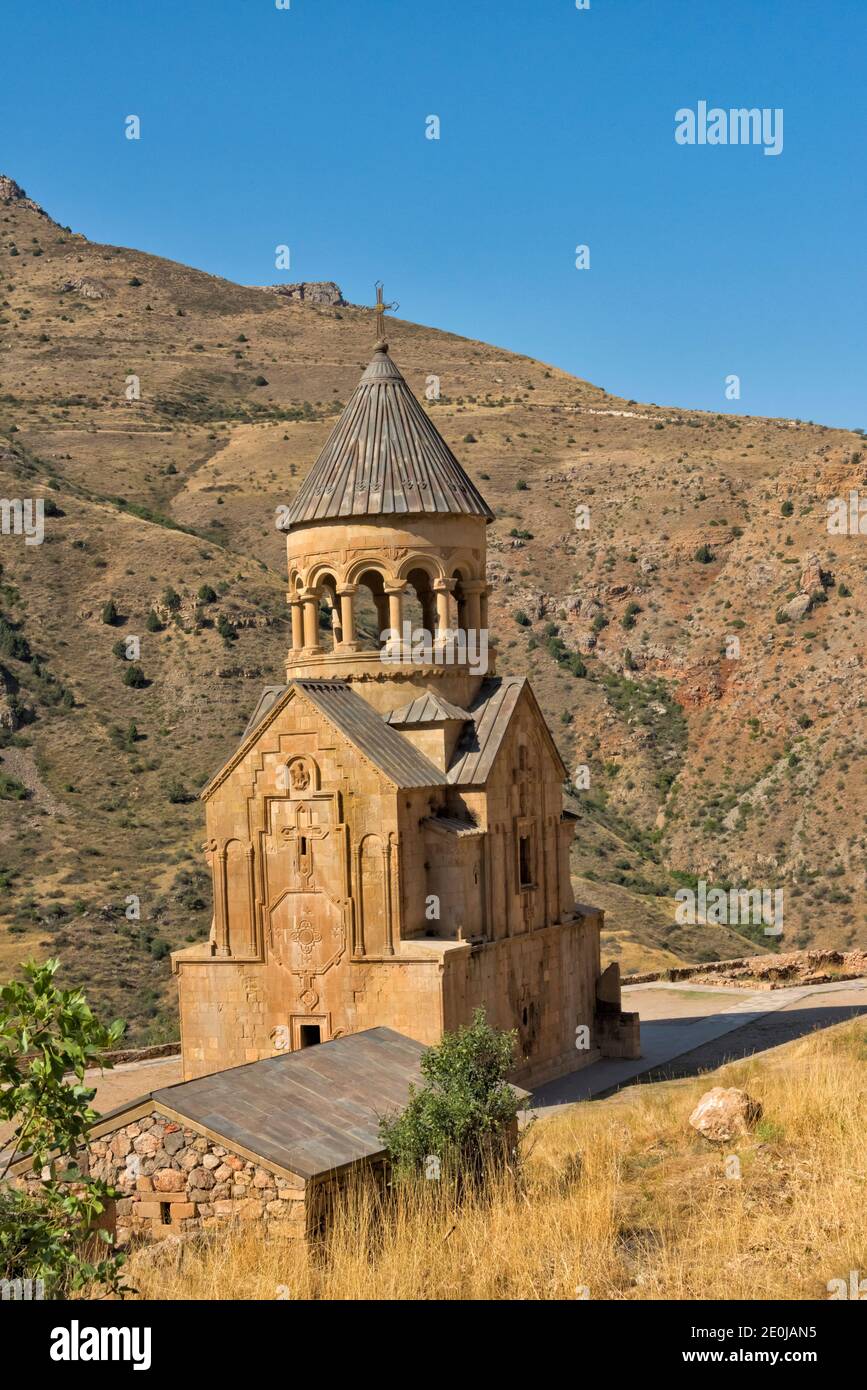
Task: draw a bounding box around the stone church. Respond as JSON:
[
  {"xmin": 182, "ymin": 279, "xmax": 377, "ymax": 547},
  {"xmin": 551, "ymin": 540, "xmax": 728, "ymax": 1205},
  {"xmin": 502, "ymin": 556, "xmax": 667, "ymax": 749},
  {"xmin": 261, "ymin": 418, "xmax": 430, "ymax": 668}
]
[{"xmin": 172, "ymin": 325, "xmax": 639, "ymax": 1088}]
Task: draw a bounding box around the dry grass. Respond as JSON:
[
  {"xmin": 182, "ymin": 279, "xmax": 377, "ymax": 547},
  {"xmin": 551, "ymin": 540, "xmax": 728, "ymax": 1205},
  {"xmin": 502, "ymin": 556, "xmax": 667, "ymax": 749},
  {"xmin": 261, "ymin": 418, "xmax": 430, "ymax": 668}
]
[{"xmin": 126, "ymin": 1018, "xmax": 867, "ymax": 1301}]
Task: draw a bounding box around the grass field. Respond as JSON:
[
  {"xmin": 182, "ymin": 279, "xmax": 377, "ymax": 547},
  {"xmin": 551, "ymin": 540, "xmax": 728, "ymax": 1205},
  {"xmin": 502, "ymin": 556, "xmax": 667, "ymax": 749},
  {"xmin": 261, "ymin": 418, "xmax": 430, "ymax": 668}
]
[{"xmin": 125, "ymin": 1016, "xmax": 866, "ymax": 1301}]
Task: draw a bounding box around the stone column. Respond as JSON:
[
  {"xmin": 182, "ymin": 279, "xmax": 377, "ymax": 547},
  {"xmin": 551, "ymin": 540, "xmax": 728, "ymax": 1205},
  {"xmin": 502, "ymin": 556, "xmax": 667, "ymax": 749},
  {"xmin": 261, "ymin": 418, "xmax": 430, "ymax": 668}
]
[
  {"xmin": 383, "ymin": 838, "xmax": 396, "ymax": 956},
  {"xmin": 289, "ymin": 598, "xmax": 304, "ymax": 652},
  {"xmin": 479, "ymin": 586, "xmax": 489, "ymax": 631},
  {"xmin": 373, "ymin": 592, "xmax": 389, "ymax": 645},
  {"xmin": 463, "ymin": 579, "xmax": 485, "ymax": 634},
  {"xmin": 433, "ymin": 577, "xmax": 455, "ymax": 631},
  {"xmin": 432, "ymin": 578, "xmax": 456, "ymax": 657},
  {"xmin": 385, "ymin": 584, "xmax": 406, "ymax": 634},
  {"xmin": 337, "ymin": 585, "xmax": 359, "ymax": 648},
  {"xmin": 300, "ymin": 589, "xmax": 322, "ymax": 653},
  {"xmin": 216, "ymin": 847, "xmax": 230, "ymax": 956}
]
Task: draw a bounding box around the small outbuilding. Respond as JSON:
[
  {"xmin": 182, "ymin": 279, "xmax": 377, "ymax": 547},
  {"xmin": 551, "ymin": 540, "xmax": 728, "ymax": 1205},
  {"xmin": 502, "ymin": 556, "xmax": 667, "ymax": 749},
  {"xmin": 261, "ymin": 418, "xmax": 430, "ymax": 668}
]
[{"xmin": 12, "ymin": 1028, "xmax": 429, "ymax": 1243}]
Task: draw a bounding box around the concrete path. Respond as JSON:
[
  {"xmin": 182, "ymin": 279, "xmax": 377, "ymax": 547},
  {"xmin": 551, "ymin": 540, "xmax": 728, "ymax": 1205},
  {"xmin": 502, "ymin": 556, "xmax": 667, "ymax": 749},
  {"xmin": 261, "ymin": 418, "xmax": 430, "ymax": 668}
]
[
  {"xmin": 0, "ymin": 1053, "xmax": 183, "ymax": 1158},
  {"xmin": 531, "ymin": 976, "xmax": 867, "ymax": 1110}
]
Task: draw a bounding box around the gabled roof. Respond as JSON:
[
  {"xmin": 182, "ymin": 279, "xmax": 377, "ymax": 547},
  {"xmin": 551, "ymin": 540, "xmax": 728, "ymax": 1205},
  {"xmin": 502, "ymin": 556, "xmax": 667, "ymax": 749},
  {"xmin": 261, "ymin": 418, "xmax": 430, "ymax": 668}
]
[
  {"xmin": 447, "ymin": 676, "xmax": 568, "ymax": 785},
  {"xmin": 203, "ymin": 679, "xmax": 446, "ymax": 798},
  {"xmin": 385, "ymin": 691, "xmax": 471, "ymax": 726},
  {"xmin": 150, "ymin": 1028, "xmax": 427, "ymax": 1181},
  {"xmin": 241, "ymin": 684, "xmax": 286, "ymax": 740},
  {"xmin": 297, "ymin": 680, "xmax": 446, "ymax": 788},
  {"xmin": 284, "ymin": 344, "xmax": 494, "ymax": 526}
]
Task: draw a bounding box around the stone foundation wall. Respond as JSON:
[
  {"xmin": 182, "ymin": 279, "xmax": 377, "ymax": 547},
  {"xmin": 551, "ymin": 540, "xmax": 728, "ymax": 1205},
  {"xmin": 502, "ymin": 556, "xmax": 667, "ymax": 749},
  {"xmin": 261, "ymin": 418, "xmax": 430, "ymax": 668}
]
[{"xmin": 17, "ymin": 1110, "xmax": 307, "ymax": 1244}]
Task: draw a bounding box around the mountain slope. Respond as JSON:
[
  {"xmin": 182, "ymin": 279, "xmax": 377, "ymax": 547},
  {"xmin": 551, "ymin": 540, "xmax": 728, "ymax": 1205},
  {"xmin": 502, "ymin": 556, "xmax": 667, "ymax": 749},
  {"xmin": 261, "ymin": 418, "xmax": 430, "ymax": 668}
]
[{"xmin": 1, "ymin": 176, "xmax": 864, "ymax": 1036}]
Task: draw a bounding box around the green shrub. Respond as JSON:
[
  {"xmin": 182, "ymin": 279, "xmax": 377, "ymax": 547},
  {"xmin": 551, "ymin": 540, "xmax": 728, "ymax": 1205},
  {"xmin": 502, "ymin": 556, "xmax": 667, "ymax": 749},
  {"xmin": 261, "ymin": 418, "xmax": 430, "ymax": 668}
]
[
  {"xmin": 121, "ymin": 664, "xmax": 147, "ymax": 689},
  {"xmin": 0, "ymin": 618, "xmax": 31, "ymax": 663},
  {"xmin": 378, "ymin": 1009, "xmax": 521, "ymax": 1184},
  {"xmin": 0, "ymin": 772, "xmax": 28, "ymax": 801},
  {"xmin": 622, "ymin": 601, "xmax": 641, "ymax": 630}
]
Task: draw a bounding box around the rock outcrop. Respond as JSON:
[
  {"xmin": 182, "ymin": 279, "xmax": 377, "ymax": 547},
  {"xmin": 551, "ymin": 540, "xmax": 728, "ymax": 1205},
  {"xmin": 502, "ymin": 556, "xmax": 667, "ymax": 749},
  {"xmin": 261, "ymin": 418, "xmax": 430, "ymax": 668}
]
[
  {"xmin": 60, "ymin": 276, "xmax": 112, "ymax": 300},
  {"xmin": 0, "ymin": 175, "xmax": 50, "ymax": 218},
  {"xmin": 262, "ymin": 281, "xmax": 345, "ymax": 307}
]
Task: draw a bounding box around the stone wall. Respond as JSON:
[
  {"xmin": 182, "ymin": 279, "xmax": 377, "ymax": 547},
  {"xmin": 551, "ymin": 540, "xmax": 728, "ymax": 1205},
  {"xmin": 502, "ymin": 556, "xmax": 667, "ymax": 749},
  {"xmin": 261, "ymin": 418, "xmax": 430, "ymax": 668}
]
[{"xmin": 17, "ymin": 1110, "xmax": 307, "ymax": 1244}]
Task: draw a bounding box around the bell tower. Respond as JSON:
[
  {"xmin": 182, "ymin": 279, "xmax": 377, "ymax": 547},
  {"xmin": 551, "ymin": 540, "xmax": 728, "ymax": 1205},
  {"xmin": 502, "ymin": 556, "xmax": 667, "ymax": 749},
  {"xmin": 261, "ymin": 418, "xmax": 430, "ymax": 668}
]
[{"xmin": 281, "ymin": 298, "xmax": 495, "ymax": 713}]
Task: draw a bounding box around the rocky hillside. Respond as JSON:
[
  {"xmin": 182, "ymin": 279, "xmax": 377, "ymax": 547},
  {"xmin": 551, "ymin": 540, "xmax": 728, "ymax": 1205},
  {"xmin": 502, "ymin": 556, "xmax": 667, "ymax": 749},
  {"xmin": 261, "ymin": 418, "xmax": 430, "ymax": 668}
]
[{"xmin": 1, "ymin": 176, "xmax": 865, "ymax": 1037}]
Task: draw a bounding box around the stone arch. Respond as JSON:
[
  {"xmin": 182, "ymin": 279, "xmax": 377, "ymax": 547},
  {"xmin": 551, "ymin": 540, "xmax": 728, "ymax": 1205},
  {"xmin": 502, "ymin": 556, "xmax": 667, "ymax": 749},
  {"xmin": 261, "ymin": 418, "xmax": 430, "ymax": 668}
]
[
  {"xmin": 345, "ymin": 555, "xmax": 391, "ymax": 587},
  {"xmin": 445, "ymin": 552, "xmax": 478, "ymax": 583},
  {"xmin": 404, "ymin": 566, "xmax": 435, "ymax": 637},
  {"xmin": 310, "ymin": 568, "xmax": 341, "ymax": 650},
  {"xmin": 306, "ymin": 560, "xmax": 346, "ymax": 591},
  {"xmin": 395, "ymin": 552, "xmax": 445, "ymax": 584},
  {"xmin": 352, "ymin": 566, "xmax": 390, "ymax": 651},
  {"xmin": 395, "ymin": 554, "xmax": 440, "ymax": 638}
]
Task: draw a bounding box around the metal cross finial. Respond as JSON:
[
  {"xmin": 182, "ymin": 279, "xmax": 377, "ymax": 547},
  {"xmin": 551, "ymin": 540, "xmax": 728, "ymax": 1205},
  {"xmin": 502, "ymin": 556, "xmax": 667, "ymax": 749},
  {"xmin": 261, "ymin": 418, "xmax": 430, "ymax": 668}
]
[{"xmin": 373, "ymin": 280, "xmax": 398, "ymax": 346}]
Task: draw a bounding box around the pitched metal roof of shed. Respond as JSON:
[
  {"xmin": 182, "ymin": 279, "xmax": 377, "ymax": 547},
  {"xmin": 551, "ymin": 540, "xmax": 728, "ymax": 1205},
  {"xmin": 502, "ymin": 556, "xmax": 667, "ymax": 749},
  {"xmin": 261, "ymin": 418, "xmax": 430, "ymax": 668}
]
[
  {"xmin": 284, "ymin": 345, "xmax": 494, "ymax": 526},
  {"xmin": 151, "ymin": 1028, "xmax": 426, "ymax": 1180}
]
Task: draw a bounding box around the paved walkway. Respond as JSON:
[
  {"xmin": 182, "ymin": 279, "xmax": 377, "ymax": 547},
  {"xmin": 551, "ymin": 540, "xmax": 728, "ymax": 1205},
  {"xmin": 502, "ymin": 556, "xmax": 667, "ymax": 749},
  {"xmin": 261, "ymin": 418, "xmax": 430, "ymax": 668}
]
[
  {"xmin": 532, "ymin": 976, "xmax": 867, "ymax": 1109},
  {"xmin": 0, "ymin": 1054, "xmax": 183, "ymax": 1157}
]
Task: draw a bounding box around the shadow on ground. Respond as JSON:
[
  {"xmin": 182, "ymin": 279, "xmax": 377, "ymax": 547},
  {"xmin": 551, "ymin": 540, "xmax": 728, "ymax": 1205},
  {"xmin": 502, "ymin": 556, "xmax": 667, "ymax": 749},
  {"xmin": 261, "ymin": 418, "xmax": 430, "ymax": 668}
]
[{"xmin": 634, "ymin": 1001, "xmax": 867, "ymax": 1085}]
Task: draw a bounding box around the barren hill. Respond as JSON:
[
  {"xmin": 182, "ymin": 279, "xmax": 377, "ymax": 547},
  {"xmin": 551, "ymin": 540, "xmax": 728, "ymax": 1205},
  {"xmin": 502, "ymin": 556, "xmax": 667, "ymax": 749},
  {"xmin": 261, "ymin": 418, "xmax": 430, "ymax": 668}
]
[{"xmin": 1, "ymin": 176, "xmax": 865, "ymax": 1038}]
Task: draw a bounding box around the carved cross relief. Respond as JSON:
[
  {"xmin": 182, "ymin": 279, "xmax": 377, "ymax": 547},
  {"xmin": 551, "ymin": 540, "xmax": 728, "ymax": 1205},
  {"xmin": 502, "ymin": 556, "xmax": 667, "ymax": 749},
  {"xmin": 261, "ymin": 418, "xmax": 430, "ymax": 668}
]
[{"xmin": 279, "ymin": 802, "xmax": 327, "ymax": 887}]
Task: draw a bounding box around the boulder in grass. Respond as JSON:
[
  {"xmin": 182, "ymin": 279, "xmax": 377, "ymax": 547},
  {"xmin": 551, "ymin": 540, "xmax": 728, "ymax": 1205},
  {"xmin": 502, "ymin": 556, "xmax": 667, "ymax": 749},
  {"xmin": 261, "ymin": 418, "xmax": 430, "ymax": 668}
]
[{"xmin": 688, "ymin": 1087, "xmax": 762, "ymax": 1143}]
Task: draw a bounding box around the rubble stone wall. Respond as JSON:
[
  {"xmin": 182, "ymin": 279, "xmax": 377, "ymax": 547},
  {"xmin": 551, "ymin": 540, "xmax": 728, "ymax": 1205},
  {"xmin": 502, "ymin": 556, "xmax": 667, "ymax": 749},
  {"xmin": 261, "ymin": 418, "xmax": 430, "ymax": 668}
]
[{"xmin": 16, "ymin": 1109, "xmax": 307, "ymax": 1243}]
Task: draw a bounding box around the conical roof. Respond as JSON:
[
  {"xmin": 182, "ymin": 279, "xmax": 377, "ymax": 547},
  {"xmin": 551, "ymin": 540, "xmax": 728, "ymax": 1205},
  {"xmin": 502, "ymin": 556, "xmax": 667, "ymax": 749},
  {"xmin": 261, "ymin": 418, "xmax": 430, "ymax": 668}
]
[{"xmin": 285, "ymin": 344, "xmax": 494, "ymax": 527}]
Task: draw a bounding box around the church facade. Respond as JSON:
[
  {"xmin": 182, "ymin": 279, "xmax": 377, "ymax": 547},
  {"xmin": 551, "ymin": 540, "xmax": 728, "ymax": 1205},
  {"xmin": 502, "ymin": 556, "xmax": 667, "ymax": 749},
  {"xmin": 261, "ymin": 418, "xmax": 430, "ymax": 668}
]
[{"xmin": 172, "ymin": 332, "xmax": 639, "ymax": 1087}]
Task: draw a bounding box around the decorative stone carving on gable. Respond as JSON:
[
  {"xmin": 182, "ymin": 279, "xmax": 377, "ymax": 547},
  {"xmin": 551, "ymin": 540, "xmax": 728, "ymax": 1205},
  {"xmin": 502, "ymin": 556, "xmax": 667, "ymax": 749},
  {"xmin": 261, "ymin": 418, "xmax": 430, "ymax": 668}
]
[
  {"xmin": 277, "ymin": 755, "xmax": 318, "ymax": 796},
  {"xmin": 261, "ymin": 786, "xmax": 351, "ymax": 999},
  {"xmin": 268, "ymin": 891, "xmax": 345, "ymax": 979}
]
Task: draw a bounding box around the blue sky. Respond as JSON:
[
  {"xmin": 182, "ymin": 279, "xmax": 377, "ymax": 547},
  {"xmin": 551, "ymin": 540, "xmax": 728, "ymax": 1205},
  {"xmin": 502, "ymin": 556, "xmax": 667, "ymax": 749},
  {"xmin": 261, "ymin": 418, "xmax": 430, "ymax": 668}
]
[{"xmin": 3, "ymin": 0, "xmax": 864, "ymax": 427}]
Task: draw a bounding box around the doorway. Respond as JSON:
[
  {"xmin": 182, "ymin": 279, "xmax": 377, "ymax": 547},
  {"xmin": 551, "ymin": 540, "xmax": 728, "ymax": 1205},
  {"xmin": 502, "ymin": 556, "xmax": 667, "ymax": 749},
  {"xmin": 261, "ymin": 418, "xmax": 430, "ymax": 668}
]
[{"xmin": 290, "ymin": 1014, "xmax": 330, "ymax": 1051}]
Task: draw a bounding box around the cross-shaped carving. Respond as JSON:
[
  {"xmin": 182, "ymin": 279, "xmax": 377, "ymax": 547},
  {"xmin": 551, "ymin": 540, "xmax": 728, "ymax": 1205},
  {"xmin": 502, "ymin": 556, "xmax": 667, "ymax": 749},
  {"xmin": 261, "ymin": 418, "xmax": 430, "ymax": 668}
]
[{"xmin": 279, "ymin": 804, "xmax": 327, "ymax": 883}]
